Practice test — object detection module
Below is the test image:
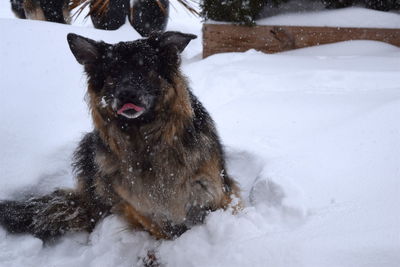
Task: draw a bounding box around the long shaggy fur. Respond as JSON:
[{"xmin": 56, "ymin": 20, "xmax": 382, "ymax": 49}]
[
  {"xmin": 0, "ymin": 31, "xmax": 240, "ymax": 241},
  {"xmin": 0, "ymin": 190, "xmax": 108, "ymax": 240}
]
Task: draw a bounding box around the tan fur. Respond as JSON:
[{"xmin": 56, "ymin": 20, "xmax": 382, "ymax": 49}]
[
  {"xmin": 23, "ymin": 0, "xmax": 46, "ymax": 21},
  {"xmin": 63, "ymin": 5, "xmax": 71, "ymax": 24},
  {"xmin": 116, "ymin": 201, "xmax": 168, "ymax": 240},
  {"xmin": 20, "ymin": 0, "xmax": 70, "ymax": 23},
  {"xmin": 157, "ymin": 74, "xmax": 194, "ymax": 145},
  {"xmin": 87, "ymin": 87, "xmax": 124, "ymax": 156}
]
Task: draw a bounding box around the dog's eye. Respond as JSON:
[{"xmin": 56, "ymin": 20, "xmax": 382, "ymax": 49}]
[{"xmin": 105, "ymin": 77, "xmax": 114, "ymax": 87}]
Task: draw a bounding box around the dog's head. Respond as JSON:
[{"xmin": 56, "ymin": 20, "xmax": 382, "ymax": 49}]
[{"xmin": 67, "ymin": 31, "xmax": 196, "ymax": 124}]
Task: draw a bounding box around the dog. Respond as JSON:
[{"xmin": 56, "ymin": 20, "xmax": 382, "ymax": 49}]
[
  {"xmin": 88, "ymin": 0, "xmax": 130, "ymax": 30},
  {"xmin": 130, "ymin": 0, "xmax": 169, "ymax": 36},
  {"xmin": 0, "ymin": 31, "xmax": 241, "ymax": 241},
  {"xmin": 10, "ymin": 0, "xmax": 70, "ymax": 23},
  {"xmin": 10, "ymin": 0, "xmax": 26, "ymax": 19},
  {"xmin": 70, "ymin": 0, "xmax": 170, "ymax": 35}
]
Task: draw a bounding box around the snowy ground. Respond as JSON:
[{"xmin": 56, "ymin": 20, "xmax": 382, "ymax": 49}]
[{"xmin": 1, "ymin": 2, "xmax": 400, "ymax": 267}]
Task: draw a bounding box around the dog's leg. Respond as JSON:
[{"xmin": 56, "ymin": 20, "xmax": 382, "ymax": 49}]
[
  {"xmin": 116, "ymin": 201, "xmax": 169, "ymax": 240},
  {"xmin": 40, "ymin": 0, "xmax": 68, "ymax": 23},
  {"xmin": 10, "ymin": 0, "xmax": 26, "ymax": 19},
  {"xmin": 23, "ymin": 0, "xmax": 46, "ymax": 21}
]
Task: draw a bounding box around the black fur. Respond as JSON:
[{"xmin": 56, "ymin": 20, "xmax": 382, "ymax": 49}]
[
  {"xmin": 39, "ymin": 0, "xmax": 69, "ymax": 23},
  {"xmin": 87, "ymin": 0, "xmax": 170, "ymax": 36},
  {"xmin": 10, "ymin": 0, "xmax": 26, "ymax": 19},
  {"xmin": 130, "ymin": 0, "xmax": 169, "ymax": 36},
  {"xmin": 12, "ymin": 0, "xmax": 69, "ymax": 23},
  {"xmin": 90, "ymin": 0, "xmax": 130, "ymax": 30},
  {"xmin": 0, "ymin": 190, "xmax": 109, "ymax": 241}
]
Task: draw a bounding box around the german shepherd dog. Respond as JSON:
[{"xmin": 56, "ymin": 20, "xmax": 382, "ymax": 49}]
[
  {"xmin": 71, "ymin": 0, "xmax": 170, "ymax": 36},
  {"xmin": 0, "ymin": 31, "xmax": 240, "ymax": 241},
  {"xmin": 11, "ymin": 0, "xmax": 70, "ymax": 23}
]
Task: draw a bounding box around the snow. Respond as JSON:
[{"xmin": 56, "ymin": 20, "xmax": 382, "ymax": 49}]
[{"xmin": 1, "ymin": 1, "xmax": 400, "ymax": 267}]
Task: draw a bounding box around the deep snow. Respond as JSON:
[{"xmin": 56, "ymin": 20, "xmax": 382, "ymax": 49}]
[{"xmin": 0, "ymin": 2, "xmax": 400, "ymax": 267}]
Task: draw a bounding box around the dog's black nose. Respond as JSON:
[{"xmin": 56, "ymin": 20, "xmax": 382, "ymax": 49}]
[{"xmin": 117, "ymin": 89, "xmax": 138, "ymax": 103}]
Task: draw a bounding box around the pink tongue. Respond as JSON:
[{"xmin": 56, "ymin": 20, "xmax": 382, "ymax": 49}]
[{"xmin": 117, "ymin": 103, "xmax": 145, "ymax": 114}]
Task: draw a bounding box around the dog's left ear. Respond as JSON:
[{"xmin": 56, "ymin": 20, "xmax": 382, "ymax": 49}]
[
  {"xmin": 67, "ymin": 33, "xmax": 101, "ymax": 65},
  {"xmin": 150, "ymin": 31, "xmax": 197, "ymax": 53}
]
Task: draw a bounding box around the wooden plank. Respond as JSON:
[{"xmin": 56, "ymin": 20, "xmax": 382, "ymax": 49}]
[{"xmin": 203, "ymin": 24, "xmax": 400, "ymax": 58}]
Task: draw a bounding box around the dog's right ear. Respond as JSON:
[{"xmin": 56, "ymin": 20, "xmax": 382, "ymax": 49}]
[{"xmin": 67, "ymin": 33, "xmax": 100, "ymax": 65}]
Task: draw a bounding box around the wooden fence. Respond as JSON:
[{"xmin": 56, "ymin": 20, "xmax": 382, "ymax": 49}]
[{"xmin": 203, "ymin": 24, "xmax": 400, "ymax": 58}]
